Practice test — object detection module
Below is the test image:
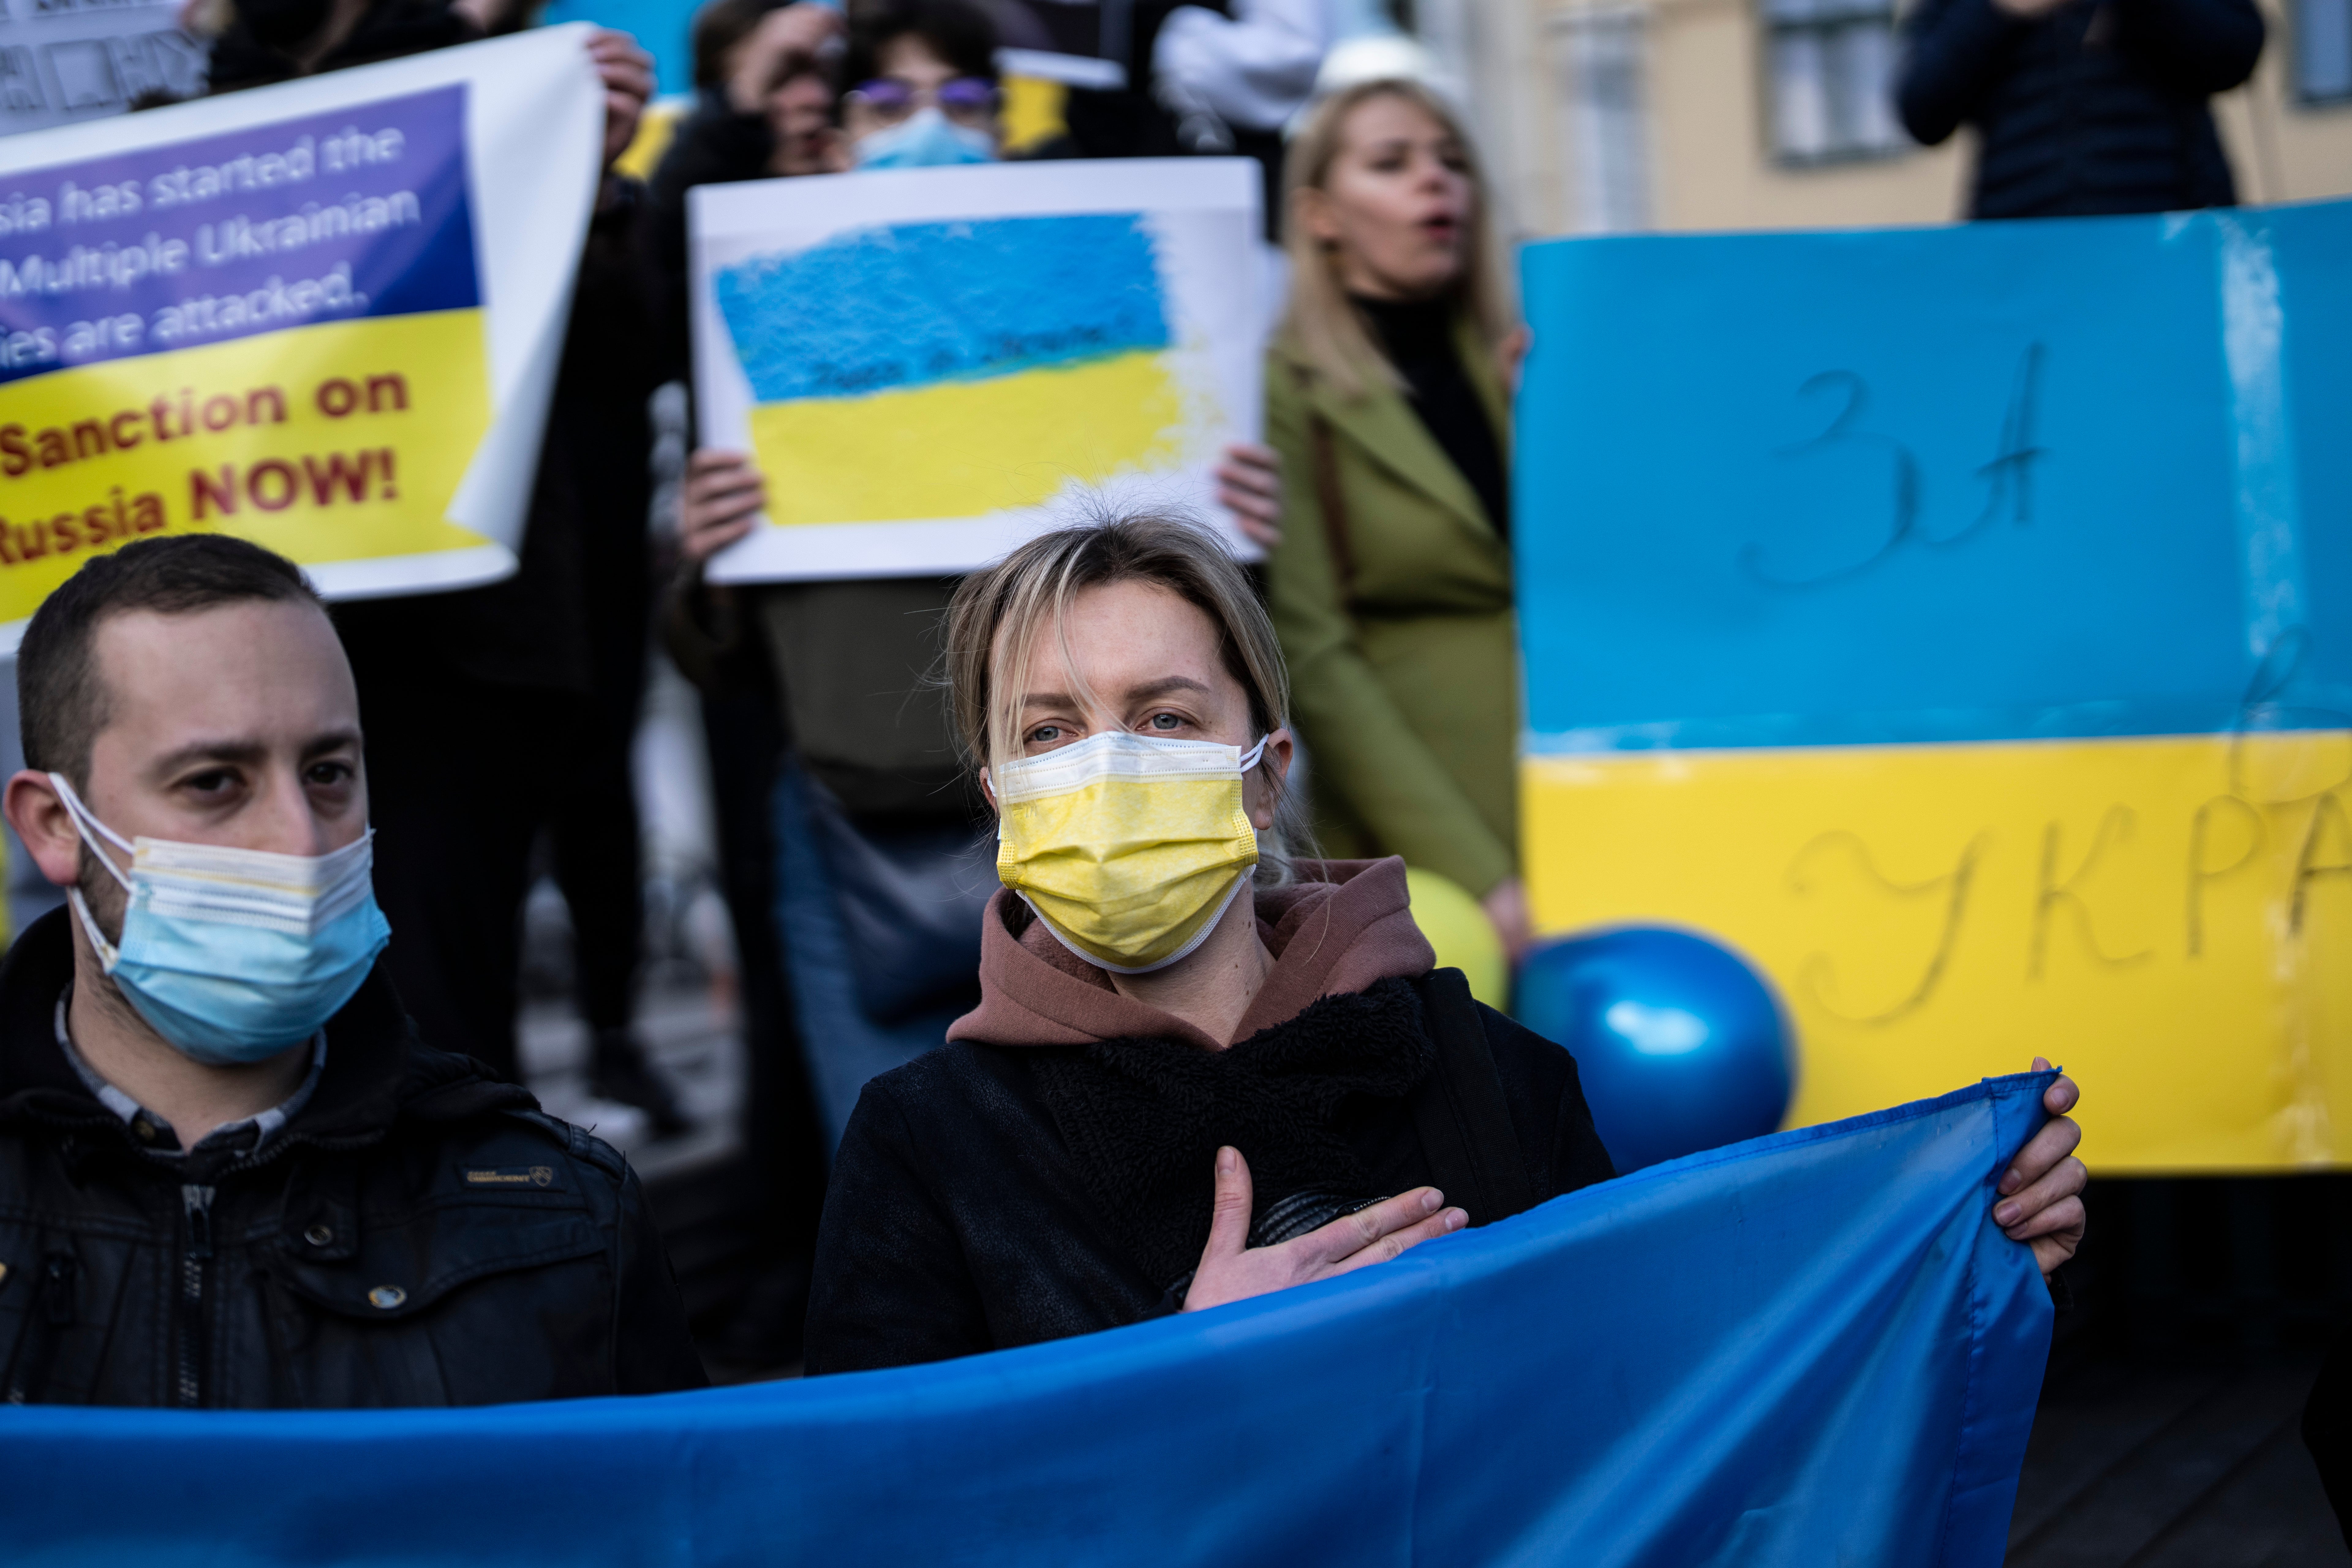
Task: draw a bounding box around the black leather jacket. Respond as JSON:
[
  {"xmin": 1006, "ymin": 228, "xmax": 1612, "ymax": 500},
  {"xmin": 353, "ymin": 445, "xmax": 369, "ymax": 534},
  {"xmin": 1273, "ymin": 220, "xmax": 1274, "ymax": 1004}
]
[{"xmin": 0, "ymin": 910, "xmax": 707, "ymax": 1407}]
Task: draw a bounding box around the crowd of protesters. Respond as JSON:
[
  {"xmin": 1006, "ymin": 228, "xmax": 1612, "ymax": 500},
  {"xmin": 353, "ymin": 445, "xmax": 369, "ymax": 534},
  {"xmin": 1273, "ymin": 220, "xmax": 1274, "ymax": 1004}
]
[{"xmin": 12, "ymin": 0, "xmax": 2271, "ymax": 1411}]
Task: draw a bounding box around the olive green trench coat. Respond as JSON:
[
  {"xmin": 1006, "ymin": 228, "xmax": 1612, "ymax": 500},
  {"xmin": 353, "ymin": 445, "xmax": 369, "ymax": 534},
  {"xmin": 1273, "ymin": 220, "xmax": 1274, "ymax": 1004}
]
[{"xmin": 1262, "ymin": 322, "xmax": 1518, "ymax": 899}]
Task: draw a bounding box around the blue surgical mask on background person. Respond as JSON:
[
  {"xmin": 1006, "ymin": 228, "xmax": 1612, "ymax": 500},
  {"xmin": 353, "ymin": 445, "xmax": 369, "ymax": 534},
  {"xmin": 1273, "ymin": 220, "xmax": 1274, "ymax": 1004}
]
[
  {"xmin": 854, "ymin": 106, "xmax": 994, "ymax": 168},
  {"xmin": 51, "ymin": 775, "xmax": 391, "ymax": 1065}
]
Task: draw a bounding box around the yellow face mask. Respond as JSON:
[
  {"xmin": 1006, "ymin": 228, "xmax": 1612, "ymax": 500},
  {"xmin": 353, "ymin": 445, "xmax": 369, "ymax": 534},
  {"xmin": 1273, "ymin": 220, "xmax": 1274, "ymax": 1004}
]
[{"xmin": 994, "ymin": 731, "xmax": 1268, "ymax": 974}]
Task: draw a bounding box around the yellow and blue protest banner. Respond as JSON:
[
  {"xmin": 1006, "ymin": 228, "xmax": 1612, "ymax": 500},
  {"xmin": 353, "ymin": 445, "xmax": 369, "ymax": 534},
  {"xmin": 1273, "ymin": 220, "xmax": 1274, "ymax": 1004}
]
[
  {"xmin": 690, "ymin": 159, "xmax": 1263, "ymax": 581},
  {"xmin": 1515, "ymin": 200, "xmax": 2352, "ymax": 1172},
  {"xmin": 0, "ymin": 1072, "xmax": 2057, "ymax": 1564},
  {"xmin": 0, "ymin": 26, "xmax": 604, "ymax": 644}
]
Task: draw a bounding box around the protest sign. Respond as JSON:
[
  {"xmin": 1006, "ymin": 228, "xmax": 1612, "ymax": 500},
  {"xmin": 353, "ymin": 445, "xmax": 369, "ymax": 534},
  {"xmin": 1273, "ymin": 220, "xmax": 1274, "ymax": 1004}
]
[
  {"xmin": 0, "ymin": 1072, "xmax": 2055, "ymax": 1565},
  {"xmin": 0, "ymin": 0, "xmax": 206, "ymax": 138},
  {"xmin": 691, "ymin": 158, "xmax": 1261, "ymax": 583},
  {"xmin": 0, "ymin": 25, "xmax": 605, "ymax": 649},
  {"xmin": 1515, "ymin": 200, "xmax": 2352, "ymax": 1171}
]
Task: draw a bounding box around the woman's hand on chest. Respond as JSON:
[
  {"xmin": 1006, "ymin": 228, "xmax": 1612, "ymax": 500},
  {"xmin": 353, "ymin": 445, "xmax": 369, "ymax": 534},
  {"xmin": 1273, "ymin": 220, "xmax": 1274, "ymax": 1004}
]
[{"xmin": 1179, "ymin": 1145, "xmax": 1466, "ymax": 1314}]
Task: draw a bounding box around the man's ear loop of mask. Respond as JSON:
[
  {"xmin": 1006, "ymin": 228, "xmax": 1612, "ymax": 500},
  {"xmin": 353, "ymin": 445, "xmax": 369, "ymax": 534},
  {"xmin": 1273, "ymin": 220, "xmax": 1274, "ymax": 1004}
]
[
  {"xmin": 50, "ymin": 772, "xmax": 146, "ymax": 969},
  {"xmin": 45, "ymin": 771, "xmax": 377, "ymax": 967}
]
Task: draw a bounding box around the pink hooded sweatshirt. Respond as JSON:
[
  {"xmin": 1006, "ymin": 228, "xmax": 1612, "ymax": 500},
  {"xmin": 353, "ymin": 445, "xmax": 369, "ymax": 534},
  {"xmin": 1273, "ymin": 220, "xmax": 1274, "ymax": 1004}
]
[{"xmin": 948, "ymin": 857, "xmax": 1436, "ymax": 1052}]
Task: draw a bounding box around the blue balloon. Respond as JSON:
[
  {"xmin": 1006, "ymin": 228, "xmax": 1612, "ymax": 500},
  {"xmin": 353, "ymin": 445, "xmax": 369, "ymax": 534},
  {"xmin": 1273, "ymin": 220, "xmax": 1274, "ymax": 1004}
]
[{"xmin": 1513, "ymin": 926, "xmax": 1795, "ymax": 1173}]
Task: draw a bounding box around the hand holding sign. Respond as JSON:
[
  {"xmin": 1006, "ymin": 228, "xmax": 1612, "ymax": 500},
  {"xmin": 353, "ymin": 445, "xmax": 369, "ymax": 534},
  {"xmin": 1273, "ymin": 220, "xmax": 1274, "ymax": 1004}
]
[{"xmin": 590, "ymin": 30, "xmax": 654, "ymax": 170}]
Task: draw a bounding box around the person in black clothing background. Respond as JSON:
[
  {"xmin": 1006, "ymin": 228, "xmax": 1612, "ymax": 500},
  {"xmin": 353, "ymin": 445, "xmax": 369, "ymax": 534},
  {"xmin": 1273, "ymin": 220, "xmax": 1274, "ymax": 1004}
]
[
  {"xmin": 639, "ymin": 0, "xmax": 855, "ymax": 1373},
  {"xmin": 201, "ymin": 0, "xmax": 473, "ymax": 78},
  {"xmin": 341, "ymin": 161, "xmax": 684, "ymax": 1128},
  {"xmin": 1896, "ymin": 0, "xmax": 2265, "ymax": 218},
  {"xmin": 643, "ymin": 0, "xmax": 849, "ymax": 382},
  {"xmin": 207, "ymin": 2, "xmax": 688, "ymax": 1128}
]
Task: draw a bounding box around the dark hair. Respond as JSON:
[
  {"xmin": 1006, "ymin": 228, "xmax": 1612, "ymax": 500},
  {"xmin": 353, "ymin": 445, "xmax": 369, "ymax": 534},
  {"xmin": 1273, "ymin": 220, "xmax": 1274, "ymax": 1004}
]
[
  {"xmin": 844, "ymin": 0, "xmax": 998, "ymax": 88},
  {"xmin": 692, "ymin": 0, "xmax": 839, "ymax": 90},
  {"xmin": 693, "ymin": 0, "xmax": 775, "ymax": 89},
  {"xmin": 18, "ymin": 535, "xmax": 321, "ymax": 787}
]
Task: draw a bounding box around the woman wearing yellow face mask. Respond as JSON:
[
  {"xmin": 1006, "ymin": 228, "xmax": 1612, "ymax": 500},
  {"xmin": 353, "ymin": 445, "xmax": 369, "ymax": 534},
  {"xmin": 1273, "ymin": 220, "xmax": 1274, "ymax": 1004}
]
[{"xmin": 798, "ymin": 516, "xmax": 2090, "ymax": 1374}]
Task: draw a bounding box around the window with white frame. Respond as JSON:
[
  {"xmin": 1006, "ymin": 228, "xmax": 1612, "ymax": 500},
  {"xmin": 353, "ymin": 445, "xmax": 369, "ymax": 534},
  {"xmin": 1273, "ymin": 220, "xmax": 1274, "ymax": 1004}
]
[
  {"xmin": 2298, "ymin": 0, "xmax": 2352, "ymax": 102},
  {"xmin": 1557, "ymin": 6, "xmax": 1653, "ymax": 233},
  {"xmin": 1761, "ymin": 0, "xmax": 1907, "ymax": 163}
]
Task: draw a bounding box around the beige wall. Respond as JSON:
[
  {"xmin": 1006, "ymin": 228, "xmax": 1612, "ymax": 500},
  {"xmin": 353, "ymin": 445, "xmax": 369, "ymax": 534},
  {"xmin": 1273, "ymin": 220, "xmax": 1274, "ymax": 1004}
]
[
  {"xmin": 1453, "ymin": 0, "xmax": 1580, "ymax": 238},
  {"xmin": 1484, "ymin": 0, "xmax": 2352, "ymax": 236},
  {"xmin": 1641, "ymin": 0, "xmax": 1966, "ymax": 228},
  {"xmin": 2213, "ymin": 0, "xmax": 2352, "ymax": 202}
]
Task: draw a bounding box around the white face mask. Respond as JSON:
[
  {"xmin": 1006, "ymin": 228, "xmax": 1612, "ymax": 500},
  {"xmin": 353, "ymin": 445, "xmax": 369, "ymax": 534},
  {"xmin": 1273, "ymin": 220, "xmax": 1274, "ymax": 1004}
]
[{"xmin": 52, "ymin": 775, "xmax": 391, "ymax": 1065}]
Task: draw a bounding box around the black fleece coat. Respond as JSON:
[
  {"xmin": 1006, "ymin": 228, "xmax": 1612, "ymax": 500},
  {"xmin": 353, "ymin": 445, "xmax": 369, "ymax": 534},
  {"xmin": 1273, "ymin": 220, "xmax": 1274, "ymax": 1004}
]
[
  {"xmin": 1897, "ymin": 0, "xmax": 2263, "ymax": 219},
  {"xmin": 0, "ymin": 910, "xmax": 706, "ymax": 1407},
  {"xmin": 803, "ymin": 978, "xmax": 1615, "ymax": 1375},
  {"xmin": 643, "ymin": 90, "xmax": 777, "ymax": 387}
]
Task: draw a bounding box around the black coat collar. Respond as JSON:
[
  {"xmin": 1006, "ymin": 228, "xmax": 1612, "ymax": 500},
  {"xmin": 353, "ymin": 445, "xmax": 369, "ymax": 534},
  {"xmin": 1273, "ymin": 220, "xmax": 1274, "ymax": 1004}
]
[{"xmin": 0, "ymin": 907, "xmax": 533, "ymax": 1157}]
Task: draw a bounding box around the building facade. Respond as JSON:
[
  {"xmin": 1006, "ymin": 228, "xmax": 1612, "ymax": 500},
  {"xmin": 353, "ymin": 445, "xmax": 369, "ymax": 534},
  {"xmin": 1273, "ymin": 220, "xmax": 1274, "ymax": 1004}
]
[{"xmin": 1417, "ymin": 0, "xmax": 2352, "ymax": 237}]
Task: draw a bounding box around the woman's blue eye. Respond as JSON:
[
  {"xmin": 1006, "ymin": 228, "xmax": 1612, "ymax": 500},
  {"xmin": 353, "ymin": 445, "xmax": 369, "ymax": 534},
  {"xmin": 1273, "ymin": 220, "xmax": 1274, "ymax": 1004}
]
[{"xmin": 1151, "ymin": 714, "xmax": 1180, "ymax": 729}]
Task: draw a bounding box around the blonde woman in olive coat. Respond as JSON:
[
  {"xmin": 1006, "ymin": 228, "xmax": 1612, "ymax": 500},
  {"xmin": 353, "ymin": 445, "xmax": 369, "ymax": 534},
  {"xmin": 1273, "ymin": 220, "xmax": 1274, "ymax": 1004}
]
[{"xmin": 1263, "ymin": 78, "xmax": 1532, "ymax": 956}]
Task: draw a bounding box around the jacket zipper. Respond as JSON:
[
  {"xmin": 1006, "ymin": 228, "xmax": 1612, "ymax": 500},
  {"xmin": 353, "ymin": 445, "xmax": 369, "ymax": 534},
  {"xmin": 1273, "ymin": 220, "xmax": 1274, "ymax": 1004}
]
[{"xmin": 176, "ymin": 1184, "xmax": 214, "ymax": 1408}]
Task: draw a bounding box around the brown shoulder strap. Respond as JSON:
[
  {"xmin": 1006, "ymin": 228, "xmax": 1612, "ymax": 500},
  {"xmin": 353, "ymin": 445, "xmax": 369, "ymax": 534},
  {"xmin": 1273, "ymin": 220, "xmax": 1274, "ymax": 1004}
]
[{"xmin": 1309, "ymin": 412, "xmax": 1358, "ymax": 609}]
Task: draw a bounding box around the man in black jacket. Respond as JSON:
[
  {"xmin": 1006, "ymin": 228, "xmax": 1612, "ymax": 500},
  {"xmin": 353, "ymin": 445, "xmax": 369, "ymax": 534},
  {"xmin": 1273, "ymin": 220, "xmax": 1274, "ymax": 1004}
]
[
  {"xmin": 0, "ymin": 537, "xmax": 706, "ymax": 1407},
  {"xmin": 1897, "ymin": 0, "xmax": 2264, "ymax": 219}
]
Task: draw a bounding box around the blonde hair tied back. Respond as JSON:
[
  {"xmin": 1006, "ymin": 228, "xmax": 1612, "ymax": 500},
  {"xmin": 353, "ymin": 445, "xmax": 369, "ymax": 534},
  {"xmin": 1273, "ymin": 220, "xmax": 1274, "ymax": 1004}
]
[{"xmin": 944, "ymin": 511, "xmax": 1316, "ymax": 888}]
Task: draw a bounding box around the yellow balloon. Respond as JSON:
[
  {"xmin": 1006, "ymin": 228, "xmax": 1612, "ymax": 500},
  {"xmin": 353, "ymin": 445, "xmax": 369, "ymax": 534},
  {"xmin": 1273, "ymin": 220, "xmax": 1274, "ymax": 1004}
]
[{"xmin": 1404, "ymin": 867, "xmax": 1509, "ymax": 1011}]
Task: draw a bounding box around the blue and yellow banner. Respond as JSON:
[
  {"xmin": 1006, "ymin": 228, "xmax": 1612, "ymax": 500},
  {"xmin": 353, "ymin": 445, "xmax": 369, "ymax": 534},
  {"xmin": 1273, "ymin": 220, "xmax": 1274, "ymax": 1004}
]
[
  {"xmin": 691, "ymin": 159, "xmax": 1262, "ymax": 582},
  {"xmin": 717, "ymin": 212, "xmax": 1185, "ymax": 527},
  {"xmin": 0, "ymin": 1074, "xmax": 2055, "ymax": 1563},
  {"xmin": 1516, "ymin": 200, "xmax": 2352, "ymax": 1171},
  {"xmin": 0, "ymin": 28, "xmax": 605, "ymax": 641}
]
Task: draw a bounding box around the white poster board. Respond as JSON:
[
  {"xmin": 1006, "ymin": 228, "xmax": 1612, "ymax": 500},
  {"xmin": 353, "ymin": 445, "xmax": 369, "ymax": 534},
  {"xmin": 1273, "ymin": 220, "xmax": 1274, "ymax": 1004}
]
[
  {"xmin": 0, "ymin": 26, "xmax": 603, "ymax": 646},
  {"xmin": 0, "ymin": 0, "xmax": 207, "ymax": 137},
  {"xmin": 690, "ymin": 157, "xmax": 1262, "ymax": 583}
]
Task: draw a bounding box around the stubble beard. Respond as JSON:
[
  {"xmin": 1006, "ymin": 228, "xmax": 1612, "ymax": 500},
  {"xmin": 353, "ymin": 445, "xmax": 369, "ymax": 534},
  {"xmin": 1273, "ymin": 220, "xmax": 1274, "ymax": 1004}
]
[{"xmin": 69, "ymin": 844, "xmax": 145, "ymax": 1034}]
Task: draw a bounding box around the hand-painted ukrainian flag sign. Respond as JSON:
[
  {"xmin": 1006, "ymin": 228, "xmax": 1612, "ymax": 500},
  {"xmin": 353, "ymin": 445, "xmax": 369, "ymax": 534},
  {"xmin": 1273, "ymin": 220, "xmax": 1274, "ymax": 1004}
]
[
  {"xmin": 1516, "ymin": 201, "xmax": 2352, "ymax": 1172},
  {"xmin": 691, "ymin": 159, "xmax": 1261, "ymax": 581},
  {"xmin": 0, "ymin": 26, "xmax": 603, "ymax": 647}
]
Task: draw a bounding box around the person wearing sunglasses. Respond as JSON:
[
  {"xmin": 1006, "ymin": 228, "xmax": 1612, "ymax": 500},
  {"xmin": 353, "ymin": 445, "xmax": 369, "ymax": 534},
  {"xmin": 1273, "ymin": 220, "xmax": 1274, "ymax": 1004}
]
[
  {"xmin": 839, "ymin": 0, "xmax": 1003, "ymax": 167},
  {"xmin": 844, "ymin": 71, "xmax": 998, "ymax": 167}
]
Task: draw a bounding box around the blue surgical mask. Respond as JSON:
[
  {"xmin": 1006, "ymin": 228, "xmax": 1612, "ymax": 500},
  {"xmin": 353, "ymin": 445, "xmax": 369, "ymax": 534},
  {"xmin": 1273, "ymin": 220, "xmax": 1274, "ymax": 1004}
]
[
  {"xmin": 53, "ymin": 775, "xmax": 391, "ymax": 1066},
  {"xmin": 853, "ymin": 106, "xmax": 994, "ymax": 168}
]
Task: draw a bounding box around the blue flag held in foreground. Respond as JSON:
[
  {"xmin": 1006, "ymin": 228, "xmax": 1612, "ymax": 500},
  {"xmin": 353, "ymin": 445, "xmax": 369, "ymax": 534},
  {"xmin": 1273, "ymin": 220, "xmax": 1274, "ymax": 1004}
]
[{"xmin": 0, "ymin": 1072, "xmax": 2056, "ymax": 1565}]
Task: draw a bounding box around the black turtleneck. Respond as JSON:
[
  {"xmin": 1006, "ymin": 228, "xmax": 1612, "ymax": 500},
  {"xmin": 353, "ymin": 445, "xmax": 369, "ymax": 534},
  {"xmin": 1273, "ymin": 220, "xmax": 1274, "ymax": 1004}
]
[{"xmin": 1351, "ymin": 294, "xmax": 1509, "ymax": 539}]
